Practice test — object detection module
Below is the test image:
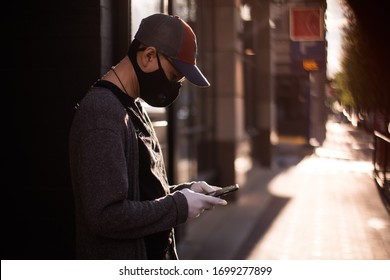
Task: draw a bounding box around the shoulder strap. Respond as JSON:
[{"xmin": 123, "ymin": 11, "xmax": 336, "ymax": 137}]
[
  {"xmin": 94, "ymin": 80, "xmax": 140, "ymax": 200},
  {"xmin": 93, "ymin": 80, "xmax": 135, "ymax": 109}
]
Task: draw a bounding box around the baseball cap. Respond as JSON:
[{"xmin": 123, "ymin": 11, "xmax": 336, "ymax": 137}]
[{"xmin": 134, "ymin": 14, "xmax": 210, "ymax": 87}]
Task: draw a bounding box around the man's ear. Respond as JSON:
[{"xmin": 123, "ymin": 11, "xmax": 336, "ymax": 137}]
[{"xmin": 139, "ymin": 47, "xmax": 157, "ymax": 69}]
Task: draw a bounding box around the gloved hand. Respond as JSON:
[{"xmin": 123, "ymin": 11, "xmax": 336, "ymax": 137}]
[
  {"xmin": 190, "ymin": 181, "xmax": 222, "ymax": 195},
  {"xmin": 180, "ymin": 187, "xmax": 227, "ymax": 219}
]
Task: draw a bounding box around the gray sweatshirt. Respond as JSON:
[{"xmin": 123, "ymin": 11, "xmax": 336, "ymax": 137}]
[{"xmin": 69, "ymin": 85, "xmax": 188, "ymax": 259}]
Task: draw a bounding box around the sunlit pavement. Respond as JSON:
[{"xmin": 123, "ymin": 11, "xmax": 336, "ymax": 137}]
[{"xmin": 177, "ymin": 118, "xmax": 390, "ymax": 260}]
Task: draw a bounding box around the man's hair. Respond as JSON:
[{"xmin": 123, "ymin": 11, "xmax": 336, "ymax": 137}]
[{"xmin": 127, "ymin": 39, "xmax": 142, "ymax": 58}]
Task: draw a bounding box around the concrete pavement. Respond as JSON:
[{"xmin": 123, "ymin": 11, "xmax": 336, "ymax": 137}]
[{"xmin": 176, "ymin": 119, "xmax": 390, "ymax": 260}]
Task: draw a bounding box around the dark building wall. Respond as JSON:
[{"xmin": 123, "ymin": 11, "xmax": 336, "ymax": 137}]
[
  {"xmin": 6, "ymin": 0, "xmax": 105, "ymax": 259},
  {"xmin": 275, "ymin": 74, "xmax": 310, "ymax": 137}
]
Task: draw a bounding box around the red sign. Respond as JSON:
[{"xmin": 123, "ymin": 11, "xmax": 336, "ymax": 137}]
[{"xmin": 290, "ymin": 7, "xmax": 324, "ymax": 41}]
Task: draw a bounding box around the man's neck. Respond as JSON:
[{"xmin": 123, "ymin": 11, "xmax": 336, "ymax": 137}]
[{"xmin": 102, "ymin": 56, "xmax": 139, "ymax": 99}]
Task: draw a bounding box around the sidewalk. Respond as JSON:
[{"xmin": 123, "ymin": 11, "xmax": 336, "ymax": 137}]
[
  {"xmin": 177, "ymin": 163, "xmax": 280, "ymax": 259},
  {"xmin": 177, "ymin": 120, "xmax": 390, "ymax": 260}
]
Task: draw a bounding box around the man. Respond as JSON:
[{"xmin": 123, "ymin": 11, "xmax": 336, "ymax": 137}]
[{"xmin": 69, "ymin": 13, "xmax": 227, "ymax": 260}]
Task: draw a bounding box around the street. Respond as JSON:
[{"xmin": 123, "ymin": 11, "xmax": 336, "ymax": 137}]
[{"xmin": 177, "ymin": 117, "xmax": 390, "ymax": 260}]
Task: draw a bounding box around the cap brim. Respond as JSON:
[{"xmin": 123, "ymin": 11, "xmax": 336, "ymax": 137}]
[{"xmin": 171, "ymin": 59, "xmax": 210, "ymax": 87}]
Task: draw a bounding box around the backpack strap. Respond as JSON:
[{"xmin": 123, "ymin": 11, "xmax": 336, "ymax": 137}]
[
  {"xmin": 93, "ymin": 80, "xmax": 136, "ymax": 109},
  {"xmin": 93, "ymin": 79, "xmax": 140, "ymax": 200}
]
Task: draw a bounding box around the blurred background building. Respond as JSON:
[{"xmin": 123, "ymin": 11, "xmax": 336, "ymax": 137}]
[{"xmin": 6, "ymin": 0, "xmax": 327, "ymax": 258}]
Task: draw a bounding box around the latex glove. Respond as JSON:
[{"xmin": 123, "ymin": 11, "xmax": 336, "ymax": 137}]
[
  {"xmin": 180, "ymin": 188, "xmax": 227, "ymax": 219},
  {"xmin": 190, "ymin": 181, "xmax": 221, "ymax": 194}
]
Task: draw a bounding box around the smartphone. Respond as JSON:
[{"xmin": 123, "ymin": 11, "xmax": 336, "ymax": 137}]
[{"xmin": 207, "ymin": 184, "xmax": 239, "ymax": 197}]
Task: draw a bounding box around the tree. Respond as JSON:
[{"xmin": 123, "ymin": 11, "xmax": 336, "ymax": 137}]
[
  {"xmin": 337, "ymin": 0, "xmax": 390, "ymax": 114},
  {"xmin": 333, "ymin": 72, "xmax": 355, "ymax": 109}
]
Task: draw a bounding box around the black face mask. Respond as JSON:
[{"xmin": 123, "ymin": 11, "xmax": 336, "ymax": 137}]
[{"xmin": 128, "ymin": 40, "xmax": 181, "ymax": 107}]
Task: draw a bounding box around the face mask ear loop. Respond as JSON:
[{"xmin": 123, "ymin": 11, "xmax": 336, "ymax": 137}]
[
  {"xmin": 156, "ymin": 52, "xmax": 164, "ymax": 71},
  {"xmin": 157, "ymin": 52, "xmax": 175, "ymax": 84}
]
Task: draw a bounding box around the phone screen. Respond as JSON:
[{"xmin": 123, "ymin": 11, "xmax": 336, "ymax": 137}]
[{"xmin": 207, "ymin": 184, "xmax": 239, "ymax": 197}]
